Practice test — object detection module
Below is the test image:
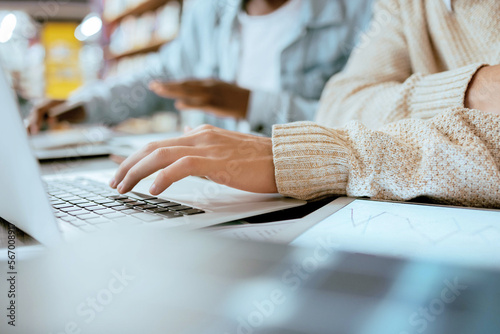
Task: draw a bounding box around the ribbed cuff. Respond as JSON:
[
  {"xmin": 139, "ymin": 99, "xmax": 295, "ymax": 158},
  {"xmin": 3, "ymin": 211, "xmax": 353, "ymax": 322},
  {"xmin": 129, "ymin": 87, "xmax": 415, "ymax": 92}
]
[
  {"xmin": 272, "ymin": 121, "xmax": 350, "ymax": 200},
  {"xmin": 409, "ymin": 63, "xmax": 486, "ymax": 119}
]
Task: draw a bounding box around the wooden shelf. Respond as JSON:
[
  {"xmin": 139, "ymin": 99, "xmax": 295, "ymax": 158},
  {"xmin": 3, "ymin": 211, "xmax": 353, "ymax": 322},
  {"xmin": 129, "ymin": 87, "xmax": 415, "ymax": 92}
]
[
  {"xmin": 105, "ymin": 0, "xmax": 178, "ymax": 25},
  {"xmin": 105, "ymin": 38, "xmax": 174, "ymax": 60}
]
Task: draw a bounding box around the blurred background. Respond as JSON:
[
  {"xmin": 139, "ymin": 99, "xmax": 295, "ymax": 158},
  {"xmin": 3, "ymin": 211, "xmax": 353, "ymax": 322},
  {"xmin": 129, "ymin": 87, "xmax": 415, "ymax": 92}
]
[{"xmin": 0, "ymin": 0, "xmax": 183, "ymax": 120}]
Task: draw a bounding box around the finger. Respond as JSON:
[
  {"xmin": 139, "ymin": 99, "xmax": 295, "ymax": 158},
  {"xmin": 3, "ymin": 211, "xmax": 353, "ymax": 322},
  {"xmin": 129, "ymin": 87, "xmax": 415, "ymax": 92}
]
[
  {"xmin": 183, "ymin": 126, "xmax": 193, "ymax": 134},
  {"xmin": 110, "ymin": 136, "xmax": 199, "ymax": 188},
  {"xmin": 28, "ymin": 100, "xmax": 65, "ymax": 134},
  {"xmin": 29, "ymin": 109, "xmax": 44, "ymax": 135},
  {"xmin": 149, "ymin": 156, "xmax": 214, "ymax": 195},
  {"xmin": 117, "ymin": 146, "xmax": 203, "ymax": 194}
]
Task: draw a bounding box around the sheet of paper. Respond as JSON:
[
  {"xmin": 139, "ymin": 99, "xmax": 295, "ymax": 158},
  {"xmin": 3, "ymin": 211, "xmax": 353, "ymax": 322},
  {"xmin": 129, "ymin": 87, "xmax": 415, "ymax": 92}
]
[
  {"xmin": 212, "ymin": 220, "xmax": 301, "ymax": 242},
  {"xmin": 292, "ymin": 199, "xmax": 500, "ymax": 267},
  {"xmin": 30, "ymin": 126, "xmax": 112, "ymax": 150}
]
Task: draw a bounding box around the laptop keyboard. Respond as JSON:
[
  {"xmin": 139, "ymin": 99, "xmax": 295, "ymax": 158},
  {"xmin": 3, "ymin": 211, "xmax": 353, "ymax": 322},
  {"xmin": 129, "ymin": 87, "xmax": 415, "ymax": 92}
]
[{"xmin": 44, "ymin": 178, "xmax": 205, "ymax": 232}]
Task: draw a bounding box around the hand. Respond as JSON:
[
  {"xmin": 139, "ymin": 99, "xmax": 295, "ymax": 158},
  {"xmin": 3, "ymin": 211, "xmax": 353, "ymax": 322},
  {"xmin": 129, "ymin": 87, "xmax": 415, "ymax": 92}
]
[
  {"xmin": 465, "ymin": 65, "xmax": 500, "ymax": 116},
  {"xmin": 149, "ymin": 79, "xmax": 250, "ymax": 119},
  {"xmin": 109, "ymin": 125, "xmax": 277, "ymax": 195},
  {"xmin": 28, "ymin": 99, "xmax": 86, "ymax": 134}
]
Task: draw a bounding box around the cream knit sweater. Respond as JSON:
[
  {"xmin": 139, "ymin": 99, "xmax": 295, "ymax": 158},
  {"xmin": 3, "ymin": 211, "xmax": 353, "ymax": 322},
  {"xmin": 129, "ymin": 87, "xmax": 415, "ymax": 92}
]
[
  {"xmin": 272, "ymin": 0, "xmax": 500, "ymax": 208},
  {"xmin": 316, "ymin": 0, "xmax": 500, "ymax": 128}
]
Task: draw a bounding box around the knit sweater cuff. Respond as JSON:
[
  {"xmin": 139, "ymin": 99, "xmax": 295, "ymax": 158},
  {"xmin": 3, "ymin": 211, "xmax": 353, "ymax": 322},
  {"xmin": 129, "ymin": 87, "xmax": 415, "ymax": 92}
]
[
  {"xmin": 409, "ymin": 63, "xmax": 486, "ymax": 119},
  {"xmin": 272, "ymin": 122, "xmax": 350, "ymax": 200}
]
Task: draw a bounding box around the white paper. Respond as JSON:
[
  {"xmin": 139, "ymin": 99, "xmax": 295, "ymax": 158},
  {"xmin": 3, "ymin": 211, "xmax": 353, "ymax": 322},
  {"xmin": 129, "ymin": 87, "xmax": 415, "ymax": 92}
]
[
  {"xmin": 292, "ymin": 200, "xmax": 500, "ymax": 267},
  {"xmin": 212, "ymin": 219, "xmax": 300, "ymax": 242}
]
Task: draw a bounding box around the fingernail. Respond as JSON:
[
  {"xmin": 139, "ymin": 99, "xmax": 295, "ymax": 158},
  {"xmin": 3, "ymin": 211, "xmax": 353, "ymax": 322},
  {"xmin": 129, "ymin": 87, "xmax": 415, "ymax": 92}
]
[
  {"xmin": 117, "ymin": 182, "xmax": 124, "ymax": 193},
  {"xmin": 150, "ymin": 184, "xmax": 157, "ymax": 195},
  {"xmin": 109, "ymin": 178, "xmax": 116, "ymax": 188}
]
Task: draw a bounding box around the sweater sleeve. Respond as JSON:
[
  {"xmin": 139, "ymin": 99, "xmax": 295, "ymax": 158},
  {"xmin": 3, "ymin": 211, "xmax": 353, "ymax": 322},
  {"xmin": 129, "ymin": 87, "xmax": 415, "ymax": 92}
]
[
  {"xmin": 272, "ymin": 109, "xmax": 500, "ymax": 208},
  {"xmin": 315, "ymin": 0, "xmax": 485, "ymax": 129}
]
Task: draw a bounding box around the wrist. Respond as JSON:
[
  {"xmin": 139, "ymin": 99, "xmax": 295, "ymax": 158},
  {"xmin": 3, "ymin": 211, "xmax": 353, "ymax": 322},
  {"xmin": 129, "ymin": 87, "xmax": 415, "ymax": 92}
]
[
  {"xmin": 465, "ymin": 65, "xmax": 500, "ymax": 114},
  {"xmin": 465, "ymin": 66, "xmax": 489, "ymax": 110}
]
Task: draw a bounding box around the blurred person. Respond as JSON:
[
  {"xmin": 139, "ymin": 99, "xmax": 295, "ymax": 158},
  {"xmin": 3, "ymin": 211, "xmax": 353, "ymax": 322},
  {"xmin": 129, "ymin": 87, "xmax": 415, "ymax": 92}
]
[
  {"xmin": 316, "ymin": 0, "xmax": 500, "ymax": 128},
  {"xmin": 29, "ymin": 0, "xmax": 375, "ymax": 135},
  {"xmin": 108, "ymin": 0, "xmax": 500, "ymax": 209}
]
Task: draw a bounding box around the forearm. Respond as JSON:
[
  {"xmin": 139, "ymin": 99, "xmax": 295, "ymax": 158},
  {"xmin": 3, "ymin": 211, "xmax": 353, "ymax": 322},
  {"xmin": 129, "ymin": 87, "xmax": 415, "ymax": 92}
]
[
  {"xmin": 273, "ymin": 108, "xmax": 500, "ymax": 208},
  {"xmin": 317, "ymin": 61, "xmax": 485, "ymax": 130},
  {"xmin": 70, "ymin": 58, "xmax": 172, "ymax": 125}
]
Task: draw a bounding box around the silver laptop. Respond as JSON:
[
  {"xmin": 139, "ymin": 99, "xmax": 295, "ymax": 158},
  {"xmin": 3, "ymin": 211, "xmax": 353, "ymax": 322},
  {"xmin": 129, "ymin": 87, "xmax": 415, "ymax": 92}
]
[{"xmin": 0, "ymin": 69, "xmax": 305, "ymax": 245}]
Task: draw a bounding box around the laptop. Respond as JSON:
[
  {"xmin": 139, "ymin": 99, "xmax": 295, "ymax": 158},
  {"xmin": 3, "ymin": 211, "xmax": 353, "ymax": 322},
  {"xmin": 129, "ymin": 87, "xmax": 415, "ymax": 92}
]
[
  {"xmin": 4, "ymin": 225, "xmax": 500, "ymax": 334},
  {"xmin": 0, "ymin": 69, "xmax": 305, "ymax": 246}
]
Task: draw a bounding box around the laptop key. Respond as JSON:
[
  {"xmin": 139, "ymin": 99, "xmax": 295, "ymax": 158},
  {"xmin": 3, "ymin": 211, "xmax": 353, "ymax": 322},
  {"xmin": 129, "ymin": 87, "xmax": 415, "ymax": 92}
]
[
  {"xmin": 112, "ymin": 206, "xmax": 130, "ymax": 211},
  {"xmin": 117, "ymin": 199, "xmax": 135, "ymax": 204},
  {"xmin": 86, "ymin": 205, "xmax": 107, "ymax": 211},
  {"xmin": 158, "ymin": 202, "xmax": 182, "ymax": 208},
  {"xmin": 69, "ymin": 197, "xmax": 89, "ymax": 204},
  {"xmin": 93, "ymin": 198, "xmax": 114, "ymax": 204},
  {"xmin": 121, "ymin": 209, "xmax": 144, "ymax": 215},
  {"xmin": 180, "ymin": 209, "xmax": 205, "ymax": 216},
  {"xmin": 60, "ymin": 196, "xmax": 81, "ymax": 202},
  {"xmin": 168, "ymin": 205, "xmax": 193, "ymax": 211},
  {"xmin": 82, "ymin": 195, "xmax": 101, "ymax": 200},
  {"xmin": 70, "ymin": 210, "xmax": 93, "ymax": 216},
  {"xmin": 145, "ymin": 198, "xmax": 170, "ymax": 204},
  {"xmin": 94, "ymin": 208, "xmax": 117, "ymax": 215},
  {"xmin": 60, "ymin": 206, "xmax": 82, "ymax": 212},
  {"xmin": 157, "ymin": 211, "xmax": 183, "ymax": 218},
  {"xmin": 125, "ymin": 201, "xmax": 147, "ymax": 207},
  {"xmin": 79, "ymin": 212, "xmax": 101, "ymax": 220},
  {"xmin": 134, "ymin": 205, "xmax": 157, "ymax": 210},
  {"xmin": 54, "ymin": 203, "xmax": 74, "ymax": 209},
  {"xmin": 103, "ymin": 212, "xmax": 127, "ymax": 219},
  {"xmin": 131, "ymin": 212, "xmax": 162, "ymax": 222},
  {"xmin": 86, "ymin": 217, "xmax": 113, "ymax": 225},
  {"xmin": 145, "ymin": 208, "xmax": 171, "ymax": 213},
  {"xmin": 102, "ymin": 202, "xmax": 123, "ymax": 208},
  {"xmin": 107, "ymin": 195, "xmax": 128, "ymax": 200},
  {"xmin": 129, "ymin": 193, "xmax": 157, "ymax": 201},
  {"xmin": 77, "ymin": 202, "xmax": 96, "ymax": 208},
  {"xmin": 114, "ymin": 216, "xmax": 143, "ymax": 226},
  {"xmin": 55, "ymin": 212, "xmax": 68, "ymax": 218}
]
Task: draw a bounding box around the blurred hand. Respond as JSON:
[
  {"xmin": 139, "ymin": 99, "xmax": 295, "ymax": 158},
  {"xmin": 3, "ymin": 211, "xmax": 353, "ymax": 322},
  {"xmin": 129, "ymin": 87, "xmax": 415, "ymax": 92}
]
[
  {"xmin": 28, "ymin": 99, "xmax": 86, "ymax": 134},
  {"xmin": 109, "ymin": 124, "xmax": 277, "ymax": 195},
  {"xmin": 149, "ymin": 79, "xmax": 250, "ymax": 119},
  {"xmin": 465, "ymin": 65, "xmax": 500, "ymax": 116}
]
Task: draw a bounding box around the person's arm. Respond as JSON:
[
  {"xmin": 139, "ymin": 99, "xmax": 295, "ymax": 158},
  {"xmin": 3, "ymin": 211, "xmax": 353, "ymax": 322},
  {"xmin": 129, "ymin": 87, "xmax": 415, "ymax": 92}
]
[
  {"xmin": 148, "ymin": 81, "xmax": 319, "ymax": 136},
  {"xmin": 316, "ymin": 0, "xmax": 485, "ymax": 129},
  {"xmin": 273, "ymin": 108, "xmax": 500, "ymax": 208},
  {"xmin": 36, "ymin": 0, "xmax": 217, "ymax": 127}
]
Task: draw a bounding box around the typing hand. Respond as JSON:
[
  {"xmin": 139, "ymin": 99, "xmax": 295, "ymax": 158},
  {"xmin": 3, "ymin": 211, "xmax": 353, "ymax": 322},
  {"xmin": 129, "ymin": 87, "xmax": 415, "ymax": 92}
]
[
  {"xmin": 465, "ymin": 65, "xmax": 500, "ymax": 116},
  {"xmin": 149, "ymin": 79, "xmax": 250, "ymax": 119},
  {"xmin": 27, "ymin": 99, "xmax": 86, "ymax": 134},
  {"xmin": 109, "ymin": 124, "xmax": 277, "ymax": 195}
]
